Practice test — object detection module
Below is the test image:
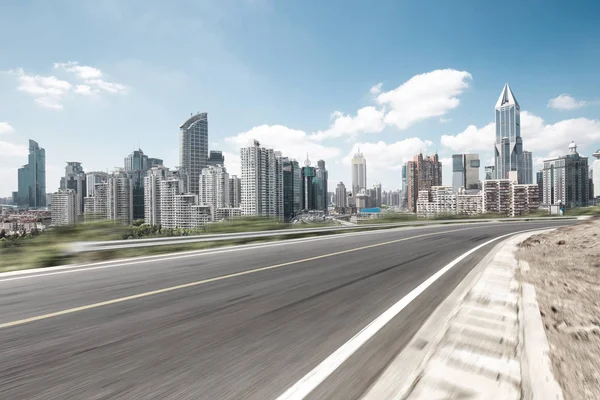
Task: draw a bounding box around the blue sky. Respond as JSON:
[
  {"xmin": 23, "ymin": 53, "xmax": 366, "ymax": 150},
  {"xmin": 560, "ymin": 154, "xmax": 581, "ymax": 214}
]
[{"xmin": 1, "ymin": 0, "xmax": 600, "ymax": 197}]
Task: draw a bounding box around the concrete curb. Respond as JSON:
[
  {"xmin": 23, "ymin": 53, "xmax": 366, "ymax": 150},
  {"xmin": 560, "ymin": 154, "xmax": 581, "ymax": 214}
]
[
  {"xmin": 518, "ymin": 230, "xmax": 564, "ymax": 400},
  {"xmin": 361, "ymin": 235, "xmax": 509, "ymax": 399},
  {"xmin": 362, "ymin": 229, "xmax": 566, "ymax": 400}
]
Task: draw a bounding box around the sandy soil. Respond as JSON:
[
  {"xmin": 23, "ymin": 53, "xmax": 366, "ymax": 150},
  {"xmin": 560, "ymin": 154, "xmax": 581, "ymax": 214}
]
[{"xmin": 518, "ymin": 216, "xmax": 600, "ymax": 400}]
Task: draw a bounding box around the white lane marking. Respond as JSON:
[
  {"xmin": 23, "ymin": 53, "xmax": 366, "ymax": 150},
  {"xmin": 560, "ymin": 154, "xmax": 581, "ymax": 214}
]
[
  {"xmin": 0, "ymin": 225, "xmax": 445, "ymax": 283},
  {"xmin": 275, "ymin": 229, "xmax": 531, "ymax": 400}
]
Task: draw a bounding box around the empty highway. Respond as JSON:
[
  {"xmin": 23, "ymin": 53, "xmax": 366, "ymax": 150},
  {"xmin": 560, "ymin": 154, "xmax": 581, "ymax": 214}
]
[{"xmin": 0, "ymin": 220, "xmax": 573, "ymax": 400}]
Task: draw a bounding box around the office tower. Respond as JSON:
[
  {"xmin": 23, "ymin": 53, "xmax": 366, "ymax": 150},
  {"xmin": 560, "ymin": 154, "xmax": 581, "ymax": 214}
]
[
  {"xmin": 281, "ymin": 157, "xmax": 301, "ymax": 221},
  {"xmin": 199, "ymin": 165, "xmax": 230, "ymax": 219},
  {"xmin": 207, "ymin": 150, "xmax": 225, "ymax": 167},
  {"xmin": 124, "ymin": 149, "xmax": 153, "ymax": 221},
  {"xmin": 51, "ymin": 189, "xmax": 76, "ymax": 226},
  {"xmin": 484, "ymin": 166, "xmax": 495, "ymax": 180},
  {"xmin": 373, "ymin": 183, "xmax": 382, "ymax": 208},
  {"xmin": 179, "ymin": 112, "xmax": 208, "ymax": 195},
  {"xmin": 229, "ymin": 175, "xmax": 242, "ymax": 208},
  {"xmin": 45, "ymin": 193, "xmax": 53, "ymax": 207},
  {"xmin": 494, "ymin": 84, "xmax": 527, "ymax": 182},
  {"xmin": 148, "ymin": 158, "xmax": 164, "ymax": 168},
  {"xmin": 522, "ymin": 151, "xmax": 533, "ymax": 184},
  {"xmin": 452, "ymin": 154, "xmax": 480, "ymax": 193},
  {"xmin": 351, "ymin": 151, "xmax": 367, "ymax": 195},
  {"xmin": 536, "ymin": 171, "xmax": 544, "ymax": 203},
  {"xmin": 86, "ymin": 172, "xmax": 108, "ymax": 197},
  {"xmin": 542, "ymin": 141, "xmax": 589, "ymax": 209},
  {"xmin": 406, "ymin": 153, "xmax": 442, "ymax": 212},
  {"xmin": 335, "ymin": 182, "xmax": 347, "ymax": 208},
  {"xmin": 301, "ymin": 156, "xmax": 316, "ymax": 211},
  {"xmin": 17, "ymin": 139, "xmax": 46, "ymax": 208},
  {"xmin": 240, "ymin": 140, "xmax": 283, "ymax": 219},
  {"xmin": 401, "ymin": 164, "xmax": 408, "ymax": 209},
  {"xmin": 60, "ymin": 162, "xmax": 86, "ymax": 220},
  {"xmin": 314, "ymin": 159, "xmax": 329, "ymax": 212},
  {"xmin": 593, "ymin": 149, "xmax": 600, "ymax": 198}
]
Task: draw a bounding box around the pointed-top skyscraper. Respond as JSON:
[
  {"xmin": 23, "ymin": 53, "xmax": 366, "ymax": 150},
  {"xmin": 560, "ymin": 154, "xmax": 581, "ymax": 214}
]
[{"xmin": 494, "ymin": 83, "xmax": 524, "ymax": 182}]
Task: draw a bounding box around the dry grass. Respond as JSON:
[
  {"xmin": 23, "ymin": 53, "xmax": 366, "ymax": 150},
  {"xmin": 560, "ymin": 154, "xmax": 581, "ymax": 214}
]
[{"xmin": 518, "ymin": 216, "xmax": 600, "ymax": 399}]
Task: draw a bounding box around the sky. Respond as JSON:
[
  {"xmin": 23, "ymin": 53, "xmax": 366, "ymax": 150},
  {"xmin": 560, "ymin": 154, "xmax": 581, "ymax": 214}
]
[{"xmin": 1, "ymin": 0, "xmax": 600, "ymax": 198}]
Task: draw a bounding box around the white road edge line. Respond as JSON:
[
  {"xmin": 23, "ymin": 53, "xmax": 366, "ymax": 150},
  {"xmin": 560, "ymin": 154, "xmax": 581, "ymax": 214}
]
[
  {"xmin": 275, "ymin": 229, "xmax": 531, "ymax": 400},
  {"xmin": 0, "ymin": 225, "xmax": 441, "ymax": 282}
]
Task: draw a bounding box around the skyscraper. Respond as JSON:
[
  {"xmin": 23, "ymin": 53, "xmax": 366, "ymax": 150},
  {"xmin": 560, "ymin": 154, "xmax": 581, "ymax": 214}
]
[
  {"xmin": 144, "ymin": 166, "xmax": 169, "ymax": 226},
  {"xmin": 536, "ymin": 171, "xmax": 544, "ymax": 203},
  {"xmin": 373, "ymin": 183, "xmax": 382, "ymax": 208},
  {"xmin": 124, "ymin": 149, "xmax": 152, "ymax": 221},
  {"xmin": 407, "ymin": 153, "xmax": 442, "ymax": 212},
  {"xmin": 301, "ymin": 156, "xmax": 316, "ymax": 211},
  {"xmin": 592, "ymin": 149, "xmax": 600, "ymax": 198},
  {"xmin": 335, "ymin": 182, "xmax": 347, "ymax": 208},
  {"xmin": 314, "ymin": 159, "xmax": 329, "ymax": 212},
  {"xmin": 86, "ymin": 171, "xmax": 109, "ymax": 197},
  {"xmin": 17, "ymin": 139, "xmax": 46, "ymax": 208},
  {"xmin": 281, "ymin": 157, "xmax": 301, "ymax": 221},
  {"xmin": 60, "ymin": 161, "xmax": 86, "ymax": 220},
  {"xmin": 452, "ymin": 154, "xmax": 480, "ymax": 193},
  {"xmin": 179, "ymin": 112, "xmax": 208, "ymax": 195},
  {"xmin": 401, "ymin": 164, "xmax": 408, "ymax": 209},
  {"xmin": 494, "ymin": 84, "xmax": 524, "ymax": 182},
  {"xmin": 351, "ymin": 151, "xmax": 367, "ymax": 195},
  {"xmin": 523, "ymin": 151, "xmax": 533, "ymax": 184},
  {"xmin": 240, "ymin": 140, "xmax": 283, "ymax": 219},
  {"xmin": 542, "ymin": 141, "xmax": 589, "ymax": 209},
  {"xmin": 107, "ymin": 171, "xmax": 134, "ymax": 225}
]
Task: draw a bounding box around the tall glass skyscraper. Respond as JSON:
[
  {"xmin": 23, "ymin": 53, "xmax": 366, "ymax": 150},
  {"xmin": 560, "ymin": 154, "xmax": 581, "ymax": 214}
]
[
  {"xmin": 351, "ymin": 151, "xmax": 367, "ymax": 195},
  {"xmin": 179, "ymin": 112, "xmax": 208, "ymax": 195},
  {"xmin": 494, "ymin": 84, "xmax": 524, "ymax": 182},
  {"xmin": 17, "ymin": 139, "xmax": 46, "ymax": 208},
  {"xmin": 314, "ymin": 159, "xmax": 329, "ymax": 212}
]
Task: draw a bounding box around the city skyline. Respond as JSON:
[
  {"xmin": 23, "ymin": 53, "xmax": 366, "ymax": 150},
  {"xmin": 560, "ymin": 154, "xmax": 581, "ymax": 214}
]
[{"xmin": 1, "ymin": 2, "xmax": 600, "ymax": 197}]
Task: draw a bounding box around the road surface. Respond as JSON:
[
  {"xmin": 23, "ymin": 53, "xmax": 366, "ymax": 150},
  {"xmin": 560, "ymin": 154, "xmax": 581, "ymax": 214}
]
[{"xmin": 0, "ymin": 221, "xmax": 573, "ymax": 400}]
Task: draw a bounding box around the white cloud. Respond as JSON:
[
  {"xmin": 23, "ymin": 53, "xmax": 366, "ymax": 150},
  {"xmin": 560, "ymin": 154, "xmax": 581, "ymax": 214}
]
[
  {"xmin": 225, "ymin": 124, "xmax": 341, "ymax": 164},
  {"xmin": 84, "ymin": 79, "xmax": 128, "ymax": 94},
  {"xmin": 15, "ymin": 69, "xmax": 72, "ymax": 109},
  {"xmin": 222, "ymin": 151, "xmax": 241, "ymax": 177},
  {"xmin": 0, "ymin": 122, "xmax": 15, "ymax": 135},
  {"xmin": 439, "ymin": 117, "xmax": 451, "ymax": 124},
  {"xmin": 547, "ymin": 94, "xmax": 588, "ymax": 110},
  {"xmin": 440, "ymin": 122, "xmax": 494, "ymax": 152},
  {"xmin": 311, "ymin": 106, "xmax": 385, "ymax": 141},
  {"xmin": 0, "ymin": 140, "xmax": 28, "ymax": 157},
  {"xmin": 54, "ymin": 61, "xmax": 103, "ymax": 80},
  {"xmin": 370, "ymin": 82, "xmax": 383, "ymax": 95},
  {"xmin": 377, "ymin": 69, "xmax": 472, "ymax": 130},
  {"xmin": 343, "ymin": 137, "xmax": 434, "ymax": 172},
  {"xmin": 74, "ymin": 84, "xmax": 98, "ymax": 96}
]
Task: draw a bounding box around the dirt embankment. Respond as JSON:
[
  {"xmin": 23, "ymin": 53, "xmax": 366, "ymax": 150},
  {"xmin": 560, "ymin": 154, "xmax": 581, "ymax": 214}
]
[{"xmin": 518, "ymin": 217, "xmax": 600, "ymax": 399}]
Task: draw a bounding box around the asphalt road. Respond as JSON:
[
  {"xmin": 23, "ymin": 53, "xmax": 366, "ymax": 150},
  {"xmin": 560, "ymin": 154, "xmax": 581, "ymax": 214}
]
[{"xmin": 0, "ymin": 220, "xmax": 574, "ymax": 400}]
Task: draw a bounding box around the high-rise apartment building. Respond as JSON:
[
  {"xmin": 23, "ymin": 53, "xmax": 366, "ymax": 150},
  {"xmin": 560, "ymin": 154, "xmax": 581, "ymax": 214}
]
[
  {"xmin": 240, "ymin": 140, "xmax": 283, "ymax": 219},
  {"xmin": 536, "ymin": 171, "xmax": 544, "ymax": 203},
  {"xmin": 107, "ymin": 171, "xmax": 134, "ymax": 225},
  {"xmin": 199, "ymin": 165, "xmax": 230, "ymax": 219},
  {"xmin": 522, "ymin": 151, "xmax": 533, "ymax": 184},
  {"xmin": 207, "ymin": 150, "xmax": 225, "ymax": 167},
  {"xmin": 51, "ymin": 189, "xmax": 76, "ymax": 226},
  {"xmin": 301, "ymin": 157, "xmax": 316, "ymax": 211},
  {"xmin": 373, "ymin": 183, "xmax": 382, "ymax": 208},
  {"xmin": 84, "ymin": 182, "xmax": 109, "ymax": 221},
  {"xmin": 452, "ymin": 154, "xmax": 480, "ymax": 193},
  {"xmin": 494, "ymin": 84, "xmax": 524, "ymax": 182},
  {"xmin": 144, "ymin": 166, "xmax": 169, "ymax": 226},
  {"xmin": 401, "ymin": 165, "xmax": 408, "ymax": 209},
  {"xmin": 351, "ymin": 151, "xmax": 367, "ymax": 195},
  {"xmin": 281, "ymin": 157, "xmax": 301, "ymax": 221},
  {"xmin": 86, "ymin": 172, "xmax": 108, "ymax": 197},
  {"xmin": 179, "ymin": 112, "xmax": 208, "ymax": 195},
  {"xmin": 60, "ymin": 162, "xmax": 86, "ymax": 220},
  {"xmin": 17, "ymin": 139, "xmax": 46, "ymax": 208},
  {"xmin": 148, "ymin": 158, "xmax": 164, "ymax": 168},
  {"xmin": 314, "ymin": 159, "xmax": 329, "ymax": 211},
  {"xmin": 593, "ymin": 149, "xmax": 600, "ymax": 198},
  {"xmin": 406, "ymin": 153, "xmax": 442, "ymax": 212},
  {"xmin": 229, "ymin": 175, "xmax": 242, "ymax": 208},
  {"xmin": 125, "ymin": 149, "xmax": 157, "ymax": 221},
  {"xmin": 335, "ymin": 182, "xmax": 347, "ymax": 208},
  {"xmin": 542, "ymin": 141, "xmax": 589, "ymax": 209}
]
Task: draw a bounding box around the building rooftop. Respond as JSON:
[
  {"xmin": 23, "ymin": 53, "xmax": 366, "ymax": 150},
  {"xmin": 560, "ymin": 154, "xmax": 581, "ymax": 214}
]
[
  {"xmin": 495, "ymin": 83, "xmax": 520, "ymax": 109},
  {"xmin": 179, "ymin": 112, "xmax": 207, "ymax": 130}
]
